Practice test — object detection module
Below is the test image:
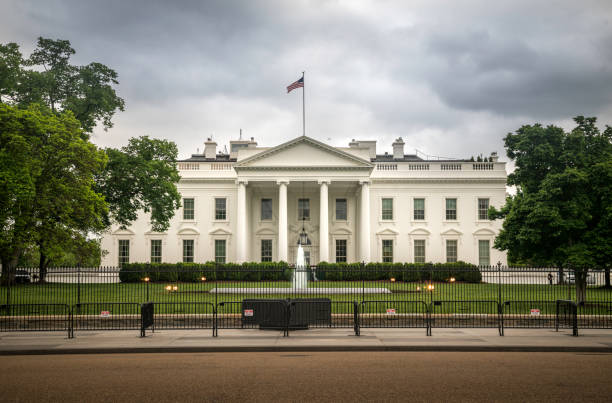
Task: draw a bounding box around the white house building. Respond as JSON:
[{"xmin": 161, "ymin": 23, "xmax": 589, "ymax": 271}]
[{"xmin": 101, "ymin": 135, "xmax": 507, "ymax": 267}]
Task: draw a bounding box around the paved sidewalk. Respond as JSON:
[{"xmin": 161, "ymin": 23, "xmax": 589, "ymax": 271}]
[{"xmin": 2, "ymin": 327, "xmax": 612, "ymax": 354}]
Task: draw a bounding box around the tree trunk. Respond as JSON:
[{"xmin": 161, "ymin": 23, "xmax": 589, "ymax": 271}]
[
  {"xmin": 605, "ymin": 267, "xmax": 611, "ymax": 288},
  {"xmin": 575, "ymin": 270, "xmax": 588, "ymax": 305},
  {"xmin": 0, "ymin": 252, "xmax": 20, "ymax": 286},
  {"xmin": 38, "ymin": 248, "xmax": 49, "ymax": 283},
  {"xmin": 557, "ymin": 266, "xmax": 565, "ymax": 285}
]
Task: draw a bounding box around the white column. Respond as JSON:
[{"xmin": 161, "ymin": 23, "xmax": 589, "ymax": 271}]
[
  {"xmin": 236, "ymin": 180, "xmax": 248, "ymax": 263},
  {"xmin": 318, "ymin": 180, "xmax": 330, "ymax": 262},
  {"xmin": 278, "ymin": 180, "xmax": 289, "ymax": 262},
  {"xmin": 360, "ymin": 180, "xmax": 371, "ymax": 263}
]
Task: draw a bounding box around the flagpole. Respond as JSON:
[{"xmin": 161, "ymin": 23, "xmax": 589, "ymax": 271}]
[{"xmin": 302, "ymin": 71, "xmax": 305, "ymax": 137}]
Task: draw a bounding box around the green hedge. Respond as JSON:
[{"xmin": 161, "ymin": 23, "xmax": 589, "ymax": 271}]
[
  {"xmin": 315, "ymin": 261, "xmax": 482, "ymax": 283},
  {"xmin": 119, "ymin": 262, "xmax": 292, "ymax": 283},
  {"xmin": 119, "ymin": 261, "xmax": 481, "ymax": 283}
]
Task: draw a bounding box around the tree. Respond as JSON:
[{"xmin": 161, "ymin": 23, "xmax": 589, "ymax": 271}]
[
  {"xmin": 0, "ymin": 103, "xmax": 107, "ymax": 284},
  {"xmin": 1, "ymin": 37, "xmax": 181, "ymax": 273},
  {"xmin": 96, "ymin": 136, "xmax": 182, "ymax": 233},
  {"xmin": 0, "ymin": 37, "xmax": 125, "ymax": 133},
  {"xmin": 490, "ymin": 117, "xmax": 612, "ymax": 302}
]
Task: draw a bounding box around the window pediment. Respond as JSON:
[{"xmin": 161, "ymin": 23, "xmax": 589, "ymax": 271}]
[
  {"xmin": 409, "ymin": 227, "xmax": 431, "ymax": 236},
  {"xmin": 178, "ymin": 227, "xmax": 201, "ymax": 235},
  {"xmin": 473, "ymin": 228, "xmax": 496, "ymax": 236}
]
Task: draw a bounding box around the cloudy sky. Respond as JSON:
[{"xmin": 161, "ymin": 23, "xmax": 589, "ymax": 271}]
[{"xmin": 2, "ymin": 0, "xmax": 612, "ymax": 161}]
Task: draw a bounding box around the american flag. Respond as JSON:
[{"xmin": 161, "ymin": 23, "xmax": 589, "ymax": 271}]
[{"xmin": 286, "ymin": 77, "xmax": 304, "ymax": 93}]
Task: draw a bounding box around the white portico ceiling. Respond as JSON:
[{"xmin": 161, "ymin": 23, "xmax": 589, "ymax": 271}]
[{"xmin": 234, "ymin": 136, "xmax": 373, "ymax": 171}]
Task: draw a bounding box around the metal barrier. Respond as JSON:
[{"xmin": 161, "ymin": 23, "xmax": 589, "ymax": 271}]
[
  {"xmin": 71, "ymin": 302, "xmax": 140, "ymax": 335},
  {"xmin": 577, "ymin": 301, "xmax": 612, "ymax": 329},
  {"xmin": 556, "ymin": 300, "xmax": 578, "ymax": 336},
  {"xmin": 152, "ymin": 302, "xmax": 216, "ymax": 336},
  {"xmin": 430, "ymin": 300, "xmax": 501, "ymax": 335},
  {"xmin": 501, "ymin": 301, "xmax": 558, "ymax": 335},
  {"xmin": 216, "ymin": 300, "xmax": 290, "ymax": 336},
  {"xmin": 360, "ymin": 300, "xmax": 430, "ymax": 336},
  {"xmin": 0, "ymin": 304, "xmax": 71, "ymax": 338},
  {"xmin": 141, "ymin": 302, "xmax": 154, "ymax": 337}
]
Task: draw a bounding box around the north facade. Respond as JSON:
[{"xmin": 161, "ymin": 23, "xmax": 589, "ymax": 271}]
[{"xmin": 101, "ymin": 135, "xmax": 508, "ymax": 266}]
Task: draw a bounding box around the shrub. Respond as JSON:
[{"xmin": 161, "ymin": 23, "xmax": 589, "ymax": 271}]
[
  {"xmin": 119, "ymin": 261, "xmax": 481, "ymax": 283},
  {"xmin": 119, "ymin": 261, "xmax": 291, "ymax": 283},
  {"xmin": 313, "ymin": 261, "xmax": 481, "ymax": 283}
]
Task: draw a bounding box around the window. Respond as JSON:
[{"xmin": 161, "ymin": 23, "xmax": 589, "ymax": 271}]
[
  {"xmin": 183, "ymin": 239, "xmax": 194, "ymax": 263},
  {"xmin": 479, "ymin": 240, "xmax": 490, "ymax": 266},
  {"xmin": 336, "ymin": 199, "xmax": 347, "ymax": 221},
  {"xmin": 215, "ymin": 240, "xmax": 226, "ymax": 263},
  {"xmin": 215, "ymin": 198, "xmax": 227, "ymax": 220},
  {"xmin": 261, "ymin": 239, "xmax": 272, "ymax": 262},
  {"xmin": 298, "ymin": 198, "xmax": 310, "ymax": 220},
  {"xmin": 446, "ymin": 198, "xmax": 457, "ymax": 220},
  {"xmin": 446, "ymin": 240, "xmax": 457, "ymax": 263},
  {"xmin": 183, "ymin": 198, "xmax": 194, "ymax": 220},
  {"xmin": 478, "ymin": 198, "xmax": 490, "ymax": 220},
  {"xmin": 414, "ymin": 240, "xmax": 426, "ymax": 263},
  {"xmin": 382, "ymin": 239, "xmax": 393, "ymax": 263},
  {"xmin": 336, "ymin": 239, "xmax": 347, "ymax": 263},
  {"xmin": 382, "ymin": 198, "xmax": 393, "ymax": 220},
  {"xmin": 261, "ymin": 198, "xmax": 272, "ymax": 220},
  {"xmin": 118, "ymin": 239, "xmax": 129, "ymax": 267},
  {"xmin": 151, "ymin": 240, "xmax": 162, "ymax": 263},
  {"xmin": 414, "ymin": 198, "xmax": 425, "ymax": 220}
]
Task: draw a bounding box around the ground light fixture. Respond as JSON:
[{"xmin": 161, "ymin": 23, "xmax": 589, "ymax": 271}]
[
  {"xmin": 143, "ymin": 277, "xmax": 150, "ymax": 282},
  {"xmin": 173, "ymin": 285, "xmax": 178, "ymax": 291},
  {"xmin": 449, "ymin": 277, "xmax": 456, "ymax": 283},
  {"xmin": 201, "ymin": 276, "xmax": 206, "ymax": 282},
  {"xmin": 165, "ymin": 285, "xmax": 172, "ymax": 291},
  {"xmin": 427, "ymin": 283, "xmax": 435, "ymax": 291},
  {"xmin": 390, "ymin": 277, "xmax": 396, "ymax": 282}
]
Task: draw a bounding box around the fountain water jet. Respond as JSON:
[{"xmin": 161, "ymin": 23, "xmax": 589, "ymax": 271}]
[{"xmin": 292, "ymin": 244, "xmax": 308, "ymax": 289}]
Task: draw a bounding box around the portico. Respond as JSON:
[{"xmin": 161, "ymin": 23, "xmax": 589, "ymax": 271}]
[{"xmin": 234, "ymin": 178, "xmax": 371, "ymax": 264}]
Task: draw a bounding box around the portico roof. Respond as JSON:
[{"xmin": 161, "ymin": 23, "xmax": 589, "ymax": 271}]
[{"xmin": 234, "ymin": 136, "xmax": 374, "ymax": 171}]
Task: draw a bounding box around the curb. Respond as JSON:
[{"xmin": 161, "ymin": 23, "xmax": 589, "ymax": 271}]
[{"xmin": 2, "ymin": 345, "xmax": 612, "ymax": 355}]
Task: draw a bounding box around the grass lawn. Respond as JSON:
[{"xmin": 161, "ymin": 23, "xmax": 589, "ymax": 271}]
[{"xmin": 2, "ymin": 280, "xmax": 612, "ymax": 315}]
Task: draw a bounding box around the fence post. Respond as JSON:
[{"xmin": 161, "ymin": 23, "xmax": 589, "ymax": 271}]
[
  {"xmin": 572, "ymin": 302, "xmax": 579, "ymax": 337},
  {"xmin": 77, "ymin": 265, "xmax": 81, "ymax": 306},
  {"xmin": 214, "ymin": 263, "xmax": 218, "ymax": 309},
  {"xmin": 497, "ymin": 262, "xmax": 503, "ymax": 336},
  {"xmin": 361, "ymin": 261, "xmax": 365, "ymax": 304},
  {"xmin": 353, "ymin": 301, "xmax": 360, "ymax": 336}
]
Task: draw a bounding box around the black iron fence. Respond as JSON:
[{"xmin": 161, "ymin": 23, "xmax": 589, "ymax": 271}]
[{"xmin": 1, "ymin": 265, "xmax": 611, "ymax": 337}]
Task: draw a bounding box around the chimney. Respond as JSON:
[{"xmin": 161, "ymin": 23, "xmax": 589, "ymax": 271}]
[
  {"xmin": 204, "ymin": 137, "xmax": 217, "ymax": 159},
  {"xmin": 490, "ymin": 151, "xmax": 499, "ymax": 162},
  {"xmin": 392, "ymin": 137, "xmax": 405, "ymax": 160}
]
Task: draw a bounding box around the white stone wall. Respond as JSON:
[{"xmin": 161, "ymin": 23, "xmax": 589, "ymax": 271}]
[{"xmin": 101, "ymin": 136, "xmax": 507, "ymax": 267}]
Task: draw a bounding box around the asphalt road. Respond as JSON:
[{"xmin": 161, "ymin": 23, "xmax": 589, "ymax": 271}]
[{"xmin": 1, "ymin": 352, "xmax": 611, "ymax": 402}]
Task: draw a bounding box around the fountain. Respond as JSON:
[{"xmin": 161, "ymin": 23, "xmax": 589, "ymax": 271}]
[{"xmin": 292, "ymin": 244, "xmax": 308, "ymax": 289}]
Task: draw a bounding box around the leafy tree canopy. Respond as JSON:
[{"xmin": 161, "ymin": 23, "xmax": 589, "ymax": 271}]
[
  {"xmin": 0, "ymin": 37, "xmax": 125, "ymax": 133},
  {"xmin": 0, "ymin": 103, "xmax": 107, "ymax": 281},
  {"xmin": 96, "ymin": 136, "xmax": 182, "ymax": 233},
  {"xmin": 490, "ymin": 116, "xmax": 612, "ymax": 298}
]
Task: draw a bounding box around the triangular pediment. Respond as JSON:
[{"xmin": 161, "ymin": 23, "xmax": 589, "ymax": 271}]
[
  {"xmin": 235, "ymin": 136, "xmax": 373, "ymax": 169},
  {"xmin": 208, "ymin": 228, "xmax": 232, "ymax": 236},
  {"xmin": 112, "ymin": 228, "xmax": 135, "ymax": 236},
  {"xmin": 376, "ymin": 228, "xmax": 400, "ymax": 236}
]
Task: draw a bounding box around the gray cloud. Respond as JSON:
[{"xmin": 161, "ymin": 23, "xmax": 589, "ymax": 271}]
[{"xmin": 2, "ymin": 0, "xmax": 612, "ymax": 161}]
